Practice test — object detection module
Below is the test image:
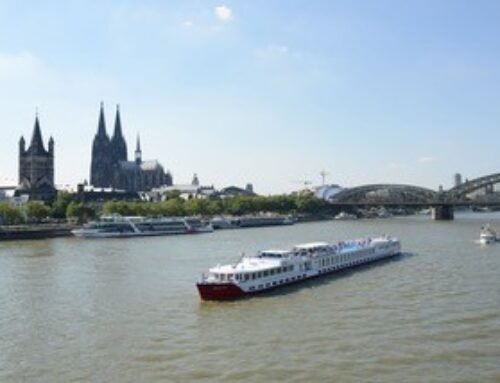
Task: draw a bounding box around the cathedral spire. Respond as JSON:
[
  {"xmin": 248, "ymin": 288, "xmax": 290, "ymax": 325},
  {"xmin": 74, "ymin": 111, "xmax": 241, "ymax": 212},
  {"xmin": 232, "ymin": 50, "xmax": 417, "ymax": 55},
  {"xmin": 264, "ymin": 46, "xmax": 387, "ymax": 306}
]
[
  {"xmin": 111, "ymin": 104, "xmax": 127, "ymax": 162},
  {"xmin": 97, "ymin": 101, "xmax": 107, "ymax": 137},
  {"xmin": 113, "ymin": 104, "xmax": 123, "ymax": 139}
]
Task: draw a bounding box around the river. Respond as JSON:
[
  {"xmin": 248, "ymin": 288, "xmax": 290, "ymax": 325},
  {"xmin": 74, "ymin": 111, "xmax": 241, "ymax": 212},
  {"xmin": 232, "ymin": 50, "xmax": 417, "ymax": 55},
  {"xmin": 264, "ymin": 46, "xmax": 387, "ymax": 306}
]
[{"xmin": 1, "ymin": 213, "xmax": 500, "ymax": 382}]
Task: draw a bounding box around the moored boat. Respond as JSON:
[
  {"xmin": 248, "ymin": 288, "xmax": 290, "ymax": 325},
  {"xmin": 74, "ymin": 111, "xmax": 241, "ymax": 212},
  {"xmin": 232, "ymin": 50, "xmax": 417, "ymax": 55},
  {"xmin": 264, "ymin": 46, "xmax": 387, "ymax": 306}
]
[
  {"xmin": 479, "ymin": 225, "xmax": 497, "ymax": 245},
  {"xmin": 211, "ymin": 215, "xmax": 295, "ymax": 230},
  {"xmin": 334, "ymin": 212, "xmax": 358, "ymax": 220},
  {"xmin": 72, "ymin": 215, "xmax": 213, "ymax": 238},
  {"xmin": 197, "ymin": 236, "xmax": 401, "ymax": 300}
]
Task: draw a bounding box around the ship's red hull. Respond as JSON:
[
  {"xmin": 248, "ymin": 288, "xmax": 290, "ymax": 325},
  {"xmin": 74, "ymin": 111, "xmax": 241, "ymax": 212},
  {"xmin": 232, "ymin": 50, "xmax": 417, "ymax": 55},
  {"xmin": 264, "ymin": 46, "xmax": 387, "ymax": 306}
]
[{"xmin": 197, "ymin": 283, "xmax": 246, "ymax": 300}]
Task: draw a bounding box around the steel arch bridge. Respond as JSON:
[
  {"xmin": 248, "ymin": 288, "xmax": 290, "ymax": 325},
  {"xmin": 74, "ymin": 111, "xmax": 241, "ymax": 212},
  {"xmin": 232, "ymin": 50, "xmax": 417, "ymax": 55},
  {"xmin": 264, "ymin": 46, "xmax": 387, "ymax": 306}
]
[
  {"xmin": 331, "ymin": 184, "xmax": 439, "ymax": 204},
  {"xmin": 445, "ymin": 173, "xmax": 500, "ymax": 200},
  {"xmin": 330, "ymin": 173, "xmax": 500, "ymax": 205}
]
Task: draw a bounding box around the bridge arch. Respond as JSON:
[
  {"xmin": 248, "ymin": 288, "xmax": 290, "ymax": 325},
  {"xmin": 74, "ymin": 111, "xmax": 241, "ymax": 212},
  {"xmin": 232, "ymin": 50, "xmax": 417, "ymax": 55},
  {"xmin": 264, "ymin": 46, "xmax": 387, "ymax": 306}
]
[
  {"xmin": 331, "ymin": 184, "xmax": 439, "ymax": 204},
  {"xmin": 445, "ymin": 173, "xmax": 500, "ymax": 200}
]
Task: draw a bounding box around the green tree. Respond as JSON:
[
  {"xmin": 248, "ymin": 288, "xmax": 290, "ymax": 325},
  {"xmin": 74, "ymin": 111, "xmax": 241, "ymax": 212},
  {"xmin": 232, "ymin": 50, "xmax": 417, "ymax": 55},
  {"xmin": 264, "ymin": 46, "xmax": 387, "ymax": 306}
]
[
  {"xmin": 66, "ymin": 202, "xmax": 96, "ymax": 223},
  {"xmin": 295, "ymin": 195, "xmax": 330, "ymax": 214},
  {"xmin": 25, "ymin": 201, "xmax": 50, "ymax": 223},
  {"xmin": 206, "ymin": 199, "xmax": 223, "ymax": 216},
  {"xmin": 0, "ymin": 202, "xmax": 24, "ymax": 225},
  {"xmin": 185, "ymin": 198, "xmax": 211, "ymax": 216},
  {"xmin": 159, "ymin": 198, "xmax": 186, "ymax": 217},
  {"xmin": 50, "ymin": 192, "xmax": 75, "ymax": 219}
]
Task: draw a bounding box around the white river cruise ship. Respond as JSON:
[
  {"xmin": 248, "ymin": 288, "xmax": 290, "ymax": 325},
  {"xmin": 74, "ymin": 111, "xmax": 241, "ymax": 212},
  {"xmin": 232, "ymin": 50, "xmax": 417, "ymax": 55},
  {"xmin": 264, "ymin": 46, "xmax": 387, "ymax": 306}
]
[{"xmin": 197, "ymin": 236, "xmax": 401, "ymax": 300}]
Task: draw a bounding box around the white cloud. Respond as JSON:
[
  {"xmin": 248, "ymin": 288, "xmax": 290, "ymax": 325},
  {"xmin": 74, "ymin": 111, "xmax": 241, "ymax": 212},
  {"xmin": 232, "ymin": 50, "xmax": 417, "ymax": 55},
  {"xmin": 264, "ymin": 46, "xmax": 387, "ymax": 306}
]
[
  {"xmin": 214, "ymin": 5, "xmax": 232, "ymax": 22},
  {"xmin": 417, "ymin": 156, "xmax": 437, "ymax": 164},
  {"xmin": 0, "ymin": 52, "xmax": 39, "ymax": 79},
  {"xmin": 182, "ymin": 20, "xmax": 194, "ymax": 28}
]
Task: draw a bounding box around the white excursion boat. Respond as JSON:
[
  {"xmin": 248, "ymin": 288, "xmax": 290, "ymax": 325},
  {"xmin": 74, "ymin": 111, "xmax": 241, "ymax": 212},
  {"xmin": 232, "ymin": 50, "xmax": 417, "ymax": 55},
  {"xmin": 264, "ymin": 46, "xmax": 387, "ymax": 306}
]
[
  {"xmin": 72, "ymin": 215, "xmax": 213, "ymax": 238},
  {"xmin": 479, "ymin": 225, "xmax": 498, "ymax": 245},
  {"xmin": 197, "ymin": 236, "xmax": 401, "ymax": 300}
]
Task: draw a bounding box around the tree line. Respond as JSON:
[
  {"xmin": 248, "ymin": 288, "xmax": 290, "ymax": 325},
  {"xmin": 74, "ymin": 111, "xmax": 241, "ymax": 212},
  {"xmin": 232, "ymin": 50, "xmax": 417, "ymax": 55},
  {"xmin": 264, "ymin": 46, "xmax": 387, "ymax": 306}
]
[{"xmin": 0, "ymin": 192, "xmax": 333, "ymax": 225}]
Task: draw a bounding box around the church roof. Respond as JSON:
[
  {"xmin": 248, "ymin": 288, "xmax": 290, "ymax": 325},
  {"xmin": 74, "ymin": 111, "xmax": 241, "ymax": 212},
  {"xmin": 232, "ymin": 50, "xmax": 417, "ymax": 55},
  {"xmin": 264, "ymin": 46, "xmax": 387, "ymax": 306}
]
[
  {"xmin": 140, "ymin": 160, "xmax": 163, "ymax": 171},
  {"xmin": 118, "ymin": 161, "xmax": 139, "ymax": 171},
  {"xmin": 27, "ymin": 115, "xmax": 48, "ymax": 155}
]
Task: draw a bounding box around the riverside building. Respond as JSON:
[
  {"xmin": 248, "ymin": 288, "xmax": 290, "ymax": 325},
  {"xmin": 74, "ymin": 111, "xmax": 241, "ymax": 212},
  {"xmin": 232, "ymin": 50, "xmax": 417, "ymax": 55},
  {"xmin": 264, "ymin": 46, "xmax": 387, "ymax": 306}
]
[{"xmin": 16, "ymin": 115, "xmax": 57, "ymax": 201}]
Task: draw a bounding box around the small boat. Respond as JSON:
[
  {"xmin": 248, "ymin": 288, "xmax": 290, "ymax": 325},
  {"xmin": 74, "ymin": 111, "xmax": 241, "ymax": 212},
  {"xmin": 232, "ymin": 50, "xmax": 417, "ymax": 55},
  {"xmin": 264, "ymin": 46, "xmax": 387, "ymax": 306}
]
[
  {"xmin": 334, "ymin": 212, "xmax": 357, "ymax": 220},
  {"xmin": 479, "ymin": 225, "xmax": 498, "ymax": 245},
  {"xmin": 197, "ymin": 236, "xmax": 401, "ymax": 300},
  {"xmin": 72, "ymin": 215, "xmax": 213, "ymax": 238}
]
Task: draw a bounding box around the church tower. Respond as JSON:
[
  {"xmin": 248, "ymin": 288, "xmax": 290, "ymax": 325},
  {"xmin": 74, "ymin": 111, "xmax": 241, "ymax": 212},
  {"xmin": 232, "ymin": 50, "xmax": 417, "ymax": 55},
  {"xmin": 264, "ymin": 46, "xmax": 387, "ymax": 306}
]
[
  {"xmin": 90, "ymin": 102, "xmax": 113, "ymax": 188},
  {"xmin": 16, "ymin": 113, "xmax": 56, "ymax": 201},
  {"xmin": 111, "ymin": 104, "xmax": 127, "ymax": 164}
]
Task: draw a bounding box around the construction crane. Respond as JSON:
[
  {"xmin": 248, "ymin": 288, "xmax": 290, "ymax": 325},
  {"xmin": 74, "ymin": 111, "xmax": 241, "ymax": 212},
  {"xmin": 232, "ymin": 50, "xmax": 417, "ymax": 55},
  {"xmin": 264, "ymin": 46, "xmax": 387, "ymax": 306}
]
[{"xmin": 320, "ymin": 171, "xmax": 329, "ymax": 186}]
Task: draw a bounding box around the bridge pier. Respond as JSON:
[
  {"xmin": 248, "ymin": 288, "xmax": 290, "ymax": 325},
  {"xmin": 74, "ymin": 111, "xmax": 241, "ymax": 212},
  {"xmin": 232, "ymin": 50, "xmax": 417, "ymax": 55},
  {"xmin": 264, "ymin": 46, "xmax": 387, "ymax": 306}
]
[{"xmin": 431, "ymin": 205, "xmax": 454, "ymax": 221}]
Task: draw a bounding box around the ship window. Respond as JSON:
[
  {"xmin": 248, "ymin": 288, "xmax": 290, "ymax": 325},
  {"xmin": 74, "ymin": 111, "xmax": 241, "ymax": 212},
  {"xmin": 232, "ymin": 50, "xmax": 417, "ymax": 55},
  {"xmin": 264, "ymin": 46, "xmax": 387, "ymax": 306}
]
[
  {"xmin": 276, "ymin": 267, "xmax": 281, "ymax": 274},
  {"xmin": 263, "ymin": 271, "xmax": 269, "ymax": 277},
  {"xmin": 220, "ymin": 274, "xmax": 226, "ymax": 281},
  {"xmin": 244, "ymin": 274, "xmax": 250, "ymax": 281},
  {"xmin": 252, "ymin": 273, "xmax": 256, "ymax": 280},
  {"xmin": 257, "ymin": 272, "xmax": 262, "ymax": 278},
  {"xmin": 270, "ymin": 269, "xmax": 275, "ymax": 276},
  {"xmin": 228, "ymin": 274, "xmax": 234, "ymax": 281}
]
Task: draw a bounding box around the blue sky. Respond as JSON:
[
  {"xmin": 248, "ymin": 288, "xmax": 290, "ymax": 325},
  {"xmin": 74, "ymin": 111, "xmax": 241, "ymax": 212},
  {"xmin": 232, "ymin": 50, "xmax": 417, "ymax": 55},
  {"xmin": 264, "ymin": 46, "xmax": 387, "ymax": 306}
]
[{"xmin": 1, "ymin": 0, "xmax": 499, "ymax": 194}]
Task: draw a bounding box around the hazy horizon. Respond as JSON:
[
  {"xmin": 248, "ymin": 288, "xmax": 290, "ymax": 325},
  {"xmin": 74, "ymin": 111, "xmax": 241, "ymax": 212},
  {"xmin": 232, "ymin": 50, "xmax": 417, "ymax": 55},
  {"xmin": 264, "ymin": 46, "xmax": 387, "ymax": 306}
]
[{"xmin": 1, "ymin": 0, "xmax": 500, "ymax": 194}]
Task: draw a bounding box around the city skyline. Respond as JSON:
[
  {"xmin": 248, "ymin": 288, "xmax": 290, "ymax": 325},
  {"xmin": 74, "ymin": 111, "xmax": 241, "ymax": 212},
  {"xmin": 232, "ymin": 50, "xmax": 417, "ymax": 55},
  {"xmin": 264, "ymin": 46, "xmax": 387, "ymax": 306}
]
[{"xmin": 1, "ymin": 1, "xmax": 500, "ymax": 193}]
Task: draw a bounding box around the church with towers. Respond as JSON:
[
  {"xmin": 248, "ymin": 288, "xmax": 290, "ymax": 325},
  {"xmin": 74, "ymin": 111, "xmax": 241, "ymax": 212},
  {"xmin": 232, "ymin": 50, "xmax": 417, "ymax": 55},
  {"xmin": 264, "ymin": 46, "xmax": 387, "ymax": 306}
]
[
  {"xmin": 90, "ymin": 103, "xmax": 172, "ymax": 192},
  {"xmin": 16, "ymin": 114, "xmax": 57, "ymax": 201}
]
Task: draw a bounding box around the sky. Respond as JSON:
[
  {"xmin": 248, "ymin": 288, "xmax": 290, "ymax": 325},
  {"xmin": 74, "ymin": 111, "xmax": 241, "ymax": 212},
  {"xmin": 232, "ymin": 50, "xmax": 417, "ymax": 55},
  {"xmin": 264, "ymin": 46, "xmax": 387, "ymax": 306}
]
[{"xmin": 1, "ymin": 0, "xmax": 500, "ymax": 194}]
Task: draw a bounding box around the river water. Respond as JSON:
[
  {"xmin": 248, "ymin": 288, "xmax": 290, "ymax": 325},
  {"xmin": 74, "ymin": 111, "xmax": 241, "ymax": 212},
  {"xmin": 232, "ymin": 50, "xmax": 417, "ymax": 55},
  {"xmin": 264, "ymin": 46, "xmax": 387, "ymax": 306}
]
[{"xmin": 1, "ymin": 213, "xmax": 500, "ymax": 382}]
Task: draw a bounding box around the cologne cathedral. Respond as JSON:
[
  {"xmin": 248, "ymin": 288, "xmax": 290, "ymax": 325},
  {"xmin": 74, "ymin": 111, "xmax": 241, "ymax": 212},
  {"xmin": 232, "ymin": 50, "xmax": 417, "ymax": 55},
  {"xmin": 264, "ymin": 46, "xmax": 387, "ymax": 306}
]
[{"xmin": 90, "ymin": 103, "xmax": 172, "ymax": 192}]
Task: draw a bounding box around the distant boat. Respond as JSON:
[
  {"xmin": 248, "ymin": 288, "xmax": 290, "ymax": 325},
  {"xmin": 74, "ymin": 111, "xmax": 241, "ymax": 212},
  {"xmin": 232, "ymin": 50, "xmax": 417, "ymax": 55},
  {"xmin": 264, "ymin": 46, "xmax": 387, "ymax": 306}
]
[
  {"xmin": 334, "ymin": 212, "xmax": 358, "ymax": 220},
  {"xmin": 417, "ymin": 208, "xmax": 431, "ymax": 216},
  {"xmin": 72, "ymin": 215, "xmax": 213, "ymax": 238},
  {"xmin": 479, "ymin": 224, "xmax": 498, "ymax": 245}
]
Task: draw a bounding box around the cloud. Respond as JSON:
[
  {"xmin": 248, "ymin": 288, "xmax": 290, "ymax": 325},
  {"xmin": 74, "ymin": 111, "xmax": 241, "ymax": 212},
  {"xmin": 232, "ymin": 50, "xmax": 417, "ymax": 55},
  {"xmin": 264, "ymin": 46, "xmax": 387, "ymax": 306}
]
[
  {"xmin": 0, "ymin": 52, "xmax": 39, "ymax": 79},
  {"xmin": 417, "ymin": 156, "xmax": 437, "ymax": 164},
  {"xmin": 214, "ymin": 5, "xmax": 232, "ymax": 22},
  {"xmin": 182, "ymin": 20, "xmax": 194, "ymax": 28}
]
